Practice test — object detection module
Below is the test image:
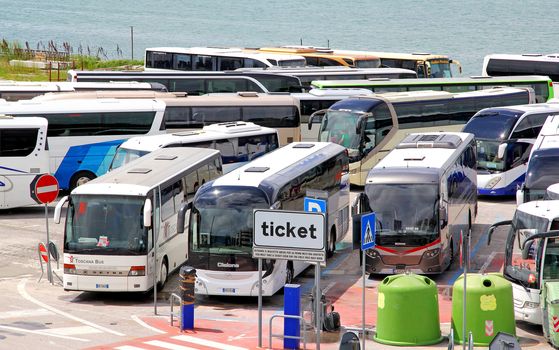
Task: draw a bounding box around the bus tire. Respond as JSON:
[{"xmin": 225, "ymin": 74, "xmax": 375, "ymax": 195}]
[
  {"xmin": 70, "ymin": 171, "xmax": 96, "ymax": 190},
  {"xmin": 285, "ymin": 262, "xmax": 294, "ymax": 285},
  {"xmin": 327, "ymin": 228, "xmax": 336, "ymax": 258},
  {"xmin": 158, "ymin": 257, "xmax": 168, "ymax": 289}
]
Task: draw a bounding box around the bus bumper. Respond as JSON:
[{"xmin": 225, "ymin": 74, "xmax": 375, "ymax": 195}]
[
  {"xmin": 194, "ymin": 270, "xmax": 278, "ymax": 297},
  {"xmin": 365, "ymin": 248, "xmax": 443, "ymax": 274},
  {"xmin": 63, "ymin": 275, "xmax": 149, "ymax": 292}
]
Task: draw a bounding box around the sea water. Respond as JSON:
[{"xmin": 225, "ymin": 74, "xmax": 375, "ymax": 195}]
[{"xmin": 1, "ymin": 0, "xmax": 558, "ymax": 76}]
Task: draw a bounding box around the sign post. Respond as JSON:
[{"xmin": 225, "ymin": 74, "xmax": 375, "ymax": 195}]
[
  {"xmin": 253, "ymin": 209, "xmax": 326, "ymax": 349},
  {"xmin": 31, "ymin": 174, "xmax": 59, "ymax": 285},
  {"xmin": 360, "ymin": 212, "xmax": 376, "ymax": 350}
]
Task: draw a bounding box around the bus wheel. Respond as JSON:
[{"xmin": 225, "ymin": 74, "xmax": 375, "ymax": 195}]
[
  {"xmin": 285, "ymin": 262, "xmax": 294, "ymax": 285},
  {"xmin": 158, "ymin": 258, "xmax": 168, "ymax": 289},
  {"xmin": 70, "ymin": 171, "xmax": 96, "ymax": 190},
  {"xmin": 327, "ymin": 229, "xmax": 336, "ymax": 258}
]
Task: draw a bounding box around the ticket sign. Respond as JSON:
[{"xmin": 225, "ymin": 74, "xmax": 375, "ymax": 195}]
[{"xmin": 253, "ymin": 209, "xmax": 326, "ymax": 263}]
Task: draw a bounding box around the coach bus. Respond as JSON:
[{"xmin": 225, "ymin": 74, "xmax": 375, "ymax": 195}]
[
  {"xmin": 516, "ymin": 114, "xmax": 559, "ymax": 204},
  {"xmin": 177, "ymin": 142, "xmax": 350, "ymax": 296},
  {"xmin": 235, "ymin": 66, "xmax": 417, "ymax": 91},
  {"xmin": 110, "ymin": 121, "xmax": 279, "ymax": 173},
  {"xmin": 0, "ymin": 81, "xmax": 167, "ymax": 101},
  {"xmin": 248, "ymin": 46, "xmax": 381, "ymax": 68},
  {"xmin": 54, "ymin": 147, "xmax": 222, "ymax": 292},
  {"xmin": 310, "ymin": 87, "xmax": 535, "ymax": 185},
  {"xmin": 482, "ymin": 54, "xmax": 559, "ymax": 81},
  {"xmin": 353, "ymin": 132, "xmax": 477, "ymax": 274},
  {"xmin": 487, "ymin": 200, "xmax": 559, "ymax": 325},
  {"xmin": 463, "ymin": 103, "xmax": 559, "ymax": 196},
  {"xmin": 0, "ymin": 116, "xmax": 50, "ymax": 209},
  {"xmin": 311, "ymin": 75, "xmax": 554, "ymax": 103},
  {"xmin": 0, "ymin": 99, "xmax": 166, "ymax": 190},
  {"xmin": 145, "ymin": 47, "xmax": 306, "ymax": 72},
  {"xmin": 33, "ymin": 91, "xmax": 301, "ymax": 145},
  {"xmin": 332, "ymin": 50, "xmax": 461, "ymax": 78},
  {"xmin": 66, "ymin": 70, "xmax": 304, "ymax": 93}
]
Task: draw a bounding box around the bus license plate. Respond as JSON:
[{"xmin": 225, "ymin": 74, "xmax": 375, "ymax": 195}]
[
  {"xmin": 222, "ymin": 288, "xmax": 236, "ymax": 293},
  {"xmin": 393, "ymin": 269, "xmax": 405, "ymax": 274},
  {"xmin": 96, "ymin": 284, "xmax": 109, "ymax": 289}
]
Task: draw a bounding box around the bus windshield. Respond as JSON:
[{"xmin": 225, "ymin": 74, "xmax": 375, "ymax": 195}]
[
  {"xmin": 463, "ymin": 110, "xmax": 519, "ymax": 141},
  {"xmin": 318, "ymin": 110, "xmax": 361, "ymax": 151},
  {"xmin": 190, "ymin": 186, "xmax": 269, "ymax": 255},
  {"xmin": 525, "ymin": 152, "xmax": 559, "ymax": 200},
  {"xmin": 428, "ymin": 60, "xmax": 452, "ymax": 78},
  {"xmin": 110, "ymin": 148, "xmax": 149, "ymax": 171},
  {"xmin": 504, "ymin": 210, "xmax": 550, "ymax": 288},
  {"xmin": 64, "ymin": 195, "xmax": 148, "ymax": 255},
  {"xmin": 365, "ymin": 184, "xmax": 438, "ymax": 246}
]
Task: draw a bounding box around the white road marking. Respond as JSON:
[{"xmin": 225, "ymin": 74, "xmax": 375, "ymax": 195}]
[
  {"xmin": 0, "ymin": 308, "xmax": 54, "ymax": 319},
  {"xmin": 145, "ymin": 340, "xmax": 199, "ymax": 350},
  {"xmin": 131, "ymin": 314, "xmax": 166, "ymax": 334},
  {"xmin": 17, "ymin": 278, "xmax": 125, "ymax": 336},
  {"xmin": 0, "ymin": 324, "xmax": 89, "ymax": 342},
  {"xmin": 173, "ymin": 335, "xmax": 249, "ymax": 350},
  {"xmin": 0, "ymin": 274, "xmax": 33, "ymax": 281},
  {"xmin": 115, "ymin": 346, "xmax": 146, "ymax": 350},
  {"xmin": 42, "ymin": 325, "xmax": 103, "ymax": 336},
  {"xmin": 322, "ymin": 282, "xmax": 336, "ymax": 294}
]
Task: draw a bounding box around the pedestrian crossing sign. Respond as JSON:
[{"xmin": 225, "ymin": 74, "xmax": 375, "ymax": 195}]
[{"xmin": 361, "ymin": 212, "xmax": 376, "ymax": 251}]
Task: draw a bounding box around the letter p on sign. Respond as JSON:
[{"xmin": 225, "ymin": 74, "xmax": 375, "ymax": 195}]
[{"xmin": 304, "ymin": 197, "xmax": 327, "ymax": 213}]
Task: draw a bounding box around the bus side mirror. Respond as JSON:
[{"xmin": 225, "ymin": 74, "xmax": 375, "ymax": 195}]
[
  {"xmin": 143, "ymin": 198, "xmax": 152, "ymax": 228},
  {"xmin": 486, "ymin": 220, "xmax": 512, "ymax": 245},
  {"xmin": 53, "ymin": 196, "xmax": 68, "ymax": 224},
  {"xmin": 516, "ymin": 185, "xmax": 525, "ymax": 206},
  {"xmin": 356, "ymin": 115, "xmax": 368, "ymax": 135},
  {"xmin": 177, "ymin": 202, "xmax": 192, "ymax": 234},
  {"xmin": 425, "ymin": 62, "xmax": 432, "ymax": 77},
  {"xmin": 439, "ymin": 205, "xmax": 448, "ymax": 228},
  {"xmin": 308, "ymin": 109, "xmax": 327, "ymax": 130},
  {"xmin": 521, "ymin": 240, "xmax": 534, "ymax": 260},
  {"xmin": 497, "ymin": 143, "xmax": 507, "ymax": 159}
]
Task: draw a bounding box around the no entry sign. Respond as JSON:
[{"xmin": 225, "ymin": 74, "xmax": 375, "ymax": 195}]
[{"xmin": 30, "ymin": 174, "xmax": 60, "ymax": 204}]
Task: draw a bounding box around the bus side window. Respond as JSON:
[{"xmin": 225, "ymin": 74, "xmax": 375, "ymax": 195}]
[
  {"xmin": 208, "ymin": 158, "xmax": 222, "ymax": 179},
  {"xmin": 197, "ymin": 164, "xmax": 210, "ymax": 186},
  {"xmin": 161, "ymin": 183, "xmax": 176, "ymax": 220},
  {"xmin": 215, "ymin": 139, "xmax": 237, "ymax": 163},
  {"xmin": 184, "ymin": 170, "xmax": 199, "ymax": 199}
]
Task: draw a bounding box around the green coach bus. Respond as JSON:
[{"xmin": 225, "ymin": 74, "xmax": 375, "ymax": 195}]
[{"xmin": 311, "ymin": 75, "xmax": 554, "ymax": 103}]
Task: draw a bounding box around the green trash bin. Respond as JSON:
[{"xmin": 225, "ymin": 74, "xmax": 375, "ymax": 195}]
[
  {"xmin": 374, "ymin": 273, "xmax": 442, "ymax": 346},
  {"xmin": 451, "ymin": 273, "xmax": 515, "ymax": 346},
  {"xmin": 542, "ymin": 281, "xmax": 559, "ymax": 347}
]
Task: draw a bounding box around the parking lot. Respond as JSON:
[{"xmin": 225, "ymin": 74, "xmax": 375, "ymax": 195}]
[{"xmin": 0, "ymin": 193, "xmax": 551, "ymax": 349}]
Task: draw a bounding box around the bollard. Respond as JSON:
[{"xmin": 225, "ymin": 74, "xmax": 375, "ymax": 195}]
[
  {"xmin": 284, "ymin": 284, "xmax": 301, "ymax": 349},
  {"xmin": 179, "ymin": 266, "xmax": 196, "ymax": 331}
]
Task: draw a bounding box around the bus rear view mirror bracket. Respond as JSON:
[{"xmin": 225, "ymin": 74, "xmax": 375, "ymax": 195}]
[
  {"xmin": 177, "ymin": 202, "xmax": 192, "ymax": 234},
  {"xmin": 308, "ymin": 109, "xmax": 327, "ymax": 130},
  {"xmin": 143, "ymin": 198, "xmax": 152, "ymax": 228},
  {"xmin": 486, "ymin": 220, "xmax": 512, "ymax": 245},
  {"xmin": 53, "ymin": 196, "xmax": 69, "ymax": 224}
]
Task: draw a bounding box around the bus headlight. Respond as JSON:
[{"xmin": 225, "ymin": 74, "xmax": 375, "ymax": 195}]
[
  {"xmin": 366, "ymin": 249, "xmax": 380, "ymax": 258},
  {"xmin": 485, "ymin": 176, "xmax": 502, "ymax": 189},
  {"xmin": 64, "ymin": 263, "xmax": 76, "ymax": 274},
  {"xmin": 424, "ymin": 248, "xmax": 440, "ymax": 258},
  {"xmin": 128, "ymin": 265, "xmax": 146, "ymax": 276}
]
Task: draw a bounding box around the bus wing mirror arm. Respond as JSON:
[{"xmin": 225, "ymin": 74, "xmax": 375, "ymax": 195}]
[
  {"xmin": 486, "ymin": 220, "xmax": 512, "ymax": 245},
  {"xmin": 308, "ymin": 109, "xmax": 327, "ymax": 131},
  {"xmin": 521, "ymin": 230, "xmax": 559, "ymax": 250},
  {"xmin": 177, "ymin": 202, "xmax": 192, "ymax": 234},
  {"xmin": 53, "ymin": 196, "xmax": 69, "ymax": 224}
]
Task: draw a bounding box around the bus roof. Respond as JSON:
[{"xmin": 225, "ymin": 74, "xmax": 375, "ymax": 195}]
[
  {"xmin": 0, "ymin": 115, "xmax": 48, "ymax": 127},
  {"xmin": 252, "ymin": 47, "xmax": 380, "ymax": 60},
  {"xmin": 484, "ymin": 54, "xmax": 559, "ymax": 63},
  {"xmin": 367, "ymin": 132, "xmax": 474, "ymax": 184},
  {"xmin": 292, "ymin": 88, "xmax": 373, "ymax": 100},
  {"xmin": 146, "ymin": 47, "xmax": 307, "ymax": 61},
  {"xmin": 0, "ymin": 81, "xmax": 165, "ymax": 92},
  {"xmin": 0, "ymin": 98, "xmax": 165, "ymax": 113},
  {"xmin": 208, "ymin": 142, "xmax": 345, "ymax": 200},
  {"xmin": 517, "ymin": 199, "xmax": 559, "ymax": 220},
  {"xmin": 72, "ymin": 147, "xmax": 220, "ymax": 197},
  {"xmin": 235, "ymin": 66, "xmax": 416, "ymax": 76},
  {"xmin": 538, "ymin": 115, "xmax": 559, "ymax": 137},
  {"xmin": 477, "ymin": 103, "xmax": 559, "ymax": 115},
  {"xmin": 120, "ymin": 122, "xmax": 277, "ymax": 152},
  {"xmin": 311, "ymin": 75, "xmax": 552, "ymax": 88},
  {"xmin": 333, "ymin": 50, "xmax": 450, "ymax": 60}
]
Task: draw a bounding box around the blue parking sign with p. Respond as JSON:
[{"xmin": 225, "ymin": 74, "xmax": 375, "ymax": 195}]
[
  {"xmin": 304, "ymin": 197, "xmax": 327, "ymax": 213},
  {"xmin": 361, "ymin": 212, "xmax": 376, "ymax": 251}
]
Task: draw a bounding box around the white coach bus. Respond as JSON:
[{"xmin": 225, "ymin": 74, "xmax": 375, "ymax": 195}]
[
  {"xmin": 0, "ymin": 116, "xmax": 49, "ymax": 209},
  {"xmin": 177, "ymin": 142, "xmax": 350, "ymax": 296},
  {"xmin": 54, "ymin": 147, "xmax": 222, "ymax": 292},
  {"xmin": 110, "ymin": 121, "xmax": 279, "ymax": 173},
  {"xmin": 353, "ymin": 132, "xmax": 478, "ymax": 274}
]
